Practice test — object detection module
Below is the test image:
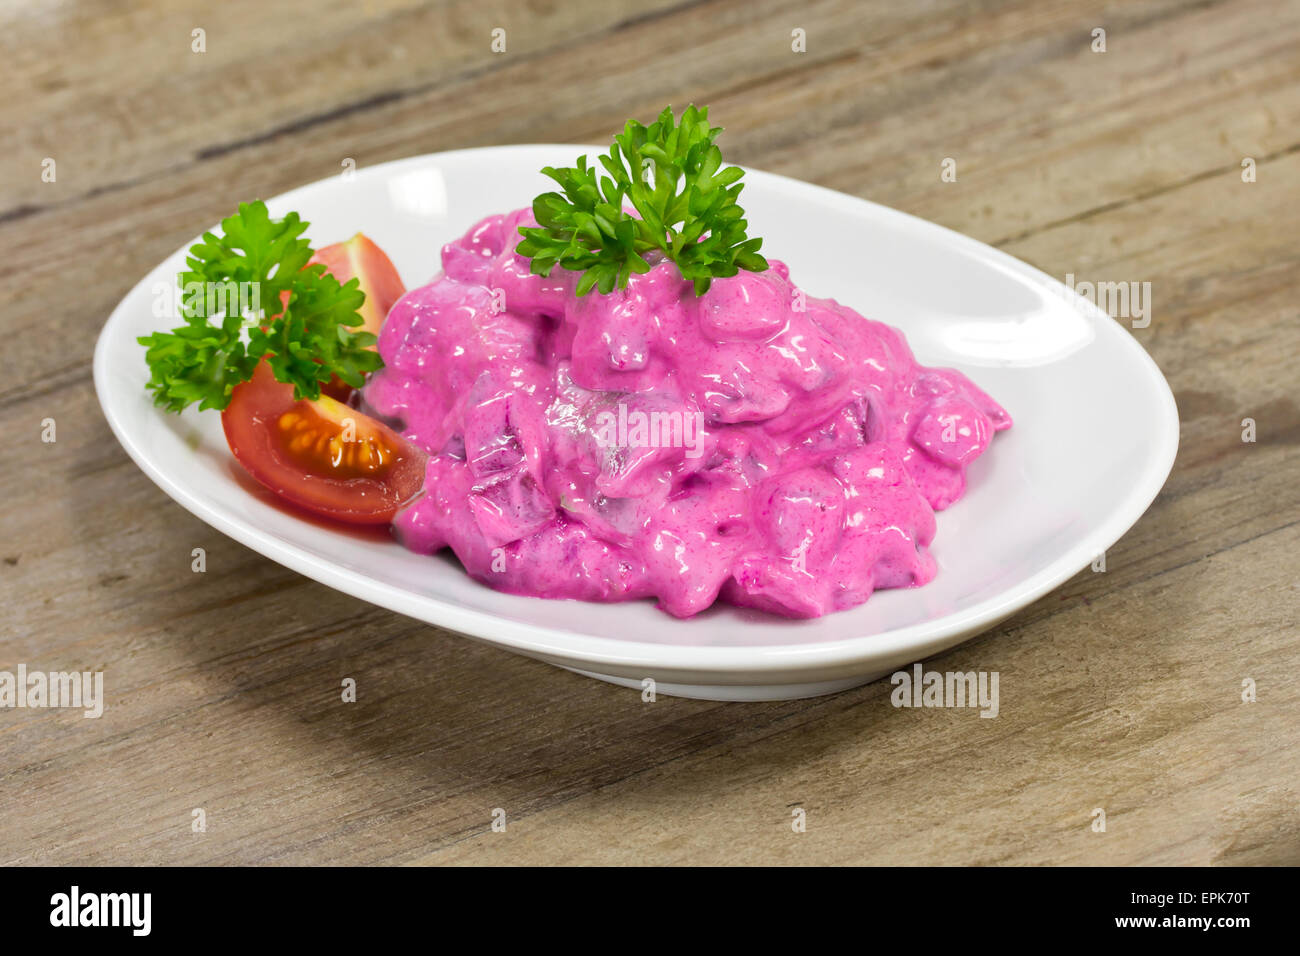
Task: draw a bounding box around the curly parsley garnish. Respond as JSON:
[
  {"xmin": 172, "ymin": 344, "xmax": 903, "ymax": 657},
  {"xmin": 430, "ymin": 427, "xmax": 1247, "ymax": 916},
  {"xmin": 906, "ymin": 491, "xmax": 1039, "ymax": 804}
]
[
  {"xmin": 138, "ymin": 201, "xmax": 382, "ymax": 412},
  {"xmin": 516, "ymin": 104, "xmax": 768, "ymax": 296}
]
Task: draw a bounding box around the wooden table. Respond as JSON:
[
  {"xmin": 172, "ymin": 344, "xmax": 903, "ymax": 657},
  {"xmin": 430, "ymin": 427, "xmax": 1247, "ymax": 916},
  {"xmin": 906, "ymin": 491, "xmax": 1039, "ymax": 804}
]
[{"xmin": 2, "ymin": 0, "xmax": 1297, "ymax": 866}]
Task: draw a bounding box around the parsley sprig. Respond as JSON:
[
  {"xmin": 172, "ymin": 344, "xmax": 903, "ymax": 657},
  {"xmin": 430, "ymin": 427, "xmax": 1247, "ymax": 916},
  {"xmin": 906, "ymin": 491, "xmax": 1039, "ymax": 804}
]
[
  {"xmin": 138, "ymin": 201, "xmax": 382, "ymax": 412},
  {"xmin": 516, "ymin": 105, "xmax": 768, "ymax": 296}
]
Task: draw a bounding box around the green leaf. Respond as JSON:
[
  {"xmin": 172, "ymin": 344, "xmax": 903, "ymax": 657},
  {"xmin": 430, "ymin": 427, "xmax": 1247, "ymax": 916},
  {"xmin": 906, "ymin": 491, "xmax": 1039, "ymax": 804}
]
[
  {"xmin": 140, "ymin": 200, "xmax": 385, "ymax": 413},
  {"xmin": 513, "ymin": 105, "xmax": 769, "ymax": 296}
]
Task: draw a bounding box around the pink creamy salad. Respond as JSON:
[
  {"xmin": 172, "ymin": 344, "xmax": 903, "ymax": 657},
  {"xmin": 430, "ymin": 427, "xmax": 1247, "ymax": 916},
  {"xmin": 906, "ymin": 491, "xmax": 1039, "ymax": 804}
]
[{"xmin": 363, "ymin": 208, "xmax": 1012, "ymax": 618}]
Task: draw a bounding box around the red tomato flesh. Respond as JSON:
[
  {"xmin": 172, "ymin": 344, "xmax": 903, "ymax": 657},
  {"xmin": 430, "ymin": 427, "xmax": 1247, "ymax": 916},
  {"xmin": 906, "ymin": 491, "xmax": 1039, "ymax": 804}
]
[{"xmin": 222, "ymin": 362, "xmax": 426, "ymax": 524}]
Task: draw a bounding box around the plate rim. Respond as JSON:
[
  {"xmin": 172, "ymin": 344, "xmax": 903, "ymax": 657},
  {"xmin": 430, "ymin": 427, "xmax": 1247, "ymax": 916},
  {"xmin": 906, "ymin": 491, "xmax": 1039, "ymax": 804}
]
[{"xmin": 94, "ymin": 144, "xmax": 1180, "ymax": 678}]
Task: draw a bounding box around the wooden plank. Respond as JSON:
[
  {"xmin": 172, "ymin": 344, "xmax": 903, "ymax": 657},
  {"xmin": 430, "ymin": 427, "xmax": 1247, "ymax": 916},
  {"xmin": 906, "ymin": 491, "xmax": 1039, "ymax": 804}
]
[{"xmin": 1, "ymin": 0, "xmax": 1297, "ymax": 865}]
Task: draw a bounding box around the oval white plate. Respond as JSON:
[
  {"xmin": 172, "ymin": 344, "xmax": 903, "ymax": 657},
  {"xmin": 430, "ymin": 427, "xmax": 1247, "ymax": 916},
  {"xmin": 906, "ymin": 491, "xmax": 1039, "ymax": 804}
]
[{"xmin": 95, "ymin": 145, "xmax": 1178, "ymax": 700}]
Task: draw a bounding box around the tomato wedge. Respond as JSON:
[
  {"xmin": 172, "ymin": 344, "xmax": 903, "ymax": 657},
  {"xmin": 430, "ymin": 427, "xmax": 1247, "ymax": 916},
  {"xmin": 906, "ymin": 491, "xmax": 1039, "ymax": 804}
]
[
  {"xmin": 309, "ymin": 233, "xmax": 406, "ymax": 339},
  {"xmin": 222, "ymin": 362, "xmax": 426, "ymax": 524},
  {"xmin": 307, "ymin": 233, "xmax": 405, "ymax": 401}
]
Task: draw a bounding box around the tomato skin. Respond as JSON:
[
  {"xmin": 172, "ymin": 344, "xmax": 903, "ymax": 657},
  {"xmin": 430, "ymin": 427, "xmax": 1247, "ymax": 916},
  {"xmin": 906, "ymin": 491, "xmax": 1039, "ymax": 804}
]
[{"xmin": 222, "ymin": 362, "xmax": 426, "ymax": 525}]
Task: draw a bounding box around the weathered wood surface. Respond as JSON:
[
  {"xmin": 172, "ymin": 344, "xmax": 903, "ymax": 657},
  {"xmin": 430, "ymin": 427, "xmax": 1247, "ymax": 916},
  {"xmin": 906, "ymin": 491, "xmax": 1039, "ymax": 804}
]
[{"xmin": 1, "ymin": 0, "xmax": 1296, "ymax": 865}]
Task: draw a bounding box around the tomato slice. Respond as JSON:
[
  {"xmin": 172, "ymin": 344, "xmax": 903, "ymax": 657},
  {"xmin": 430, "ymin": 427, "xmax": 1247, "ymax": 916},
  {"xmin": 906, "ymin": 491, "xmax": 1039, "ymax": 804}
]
[
  {"xmin": 309, "ymin": 233, "xmax": 406, "ymax": 339},
  {"xmin": 307, "ymin": 233, "xmax": 406, "ymax": 401},
  {"xmin": 222, "ymin": 362, "xmax": 426, "ymax": 524}
]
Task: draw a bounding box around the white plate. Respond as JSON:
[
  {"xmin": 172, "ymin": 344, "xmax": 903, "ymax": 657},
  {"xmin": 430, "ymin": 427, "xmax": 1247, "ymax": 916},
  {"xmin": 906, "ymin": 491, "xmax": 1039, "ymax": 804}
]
[{"xmin": 94, "ymin": 145, "xmax": 1179, "ymax": 700}]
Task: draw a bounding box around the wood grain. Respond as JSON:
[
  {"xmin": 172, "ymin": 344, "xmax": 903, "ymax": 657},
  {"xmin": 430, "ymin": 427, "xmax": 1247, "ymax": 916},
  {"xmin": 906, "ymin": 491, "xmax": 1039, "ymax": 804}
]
[{"xmin": 1, "ymin": 0, "xmax": 1297, "ymax": 865}]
